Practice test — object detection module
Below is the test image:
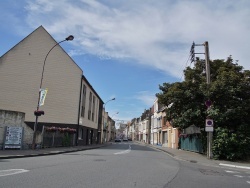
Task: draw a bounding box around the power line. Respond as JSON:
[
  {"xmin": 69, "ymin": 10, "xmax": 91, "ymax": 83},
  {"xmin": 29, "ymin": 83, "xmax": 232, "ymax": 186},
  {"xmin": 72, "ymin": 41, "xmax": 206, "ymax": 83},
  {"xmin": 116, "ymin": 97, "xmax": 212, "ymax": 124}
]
[
  {"xmin": 180, "ymin": 42, "xmax": 206, "ymax": 81},
  {"xmin": 180, "ymin": 53, "xmax": 192, "ymax": 81}
]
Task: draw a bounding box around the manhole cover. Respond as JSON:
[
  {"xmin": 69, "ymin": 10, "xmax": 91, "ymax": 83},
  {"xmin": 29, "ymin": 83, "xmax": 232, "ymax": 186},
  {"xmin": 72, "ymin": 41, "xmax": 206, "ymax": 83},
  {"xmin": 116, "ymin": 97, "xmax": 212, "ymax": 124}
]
[{"xmin": 190, "ymin": 160, "xmax": 197, "ymax": 163}]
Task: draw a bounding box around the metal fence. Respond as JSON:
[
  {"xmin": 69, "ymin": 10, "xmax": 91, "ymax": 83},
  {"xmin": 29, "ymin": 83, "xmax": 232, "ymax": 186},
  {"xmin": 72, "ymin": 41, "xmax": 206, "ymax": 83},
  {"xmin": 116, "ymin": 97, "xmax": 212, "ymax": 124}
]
[
  {"xmin": 179, "ymin": 135, "xmax": 203, "ymax": 153},
  {"xmin": 42, "ymin": 131, "xmax": 76, "ymax": 148}
]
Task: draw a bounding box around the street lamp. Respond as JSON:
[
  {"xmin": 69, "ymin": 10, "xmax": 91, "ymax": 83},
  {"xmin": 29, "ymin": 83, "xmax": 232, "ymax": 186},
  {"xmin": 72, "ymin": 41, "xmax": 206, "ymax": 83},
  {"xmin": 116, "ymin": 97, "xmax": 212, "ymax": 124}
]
[
  {"xmin": 109, "ymin": 112, "xmax": 118, "ymax": 141},
  {"xmin": 102, "ymin": 98, "xmax": 115, "ymax": 143},
  {"xmin": 103, "ymin": 97, "xmax": 115, "ymax": 108},
  {"xmin": 111, "ymin": 112, "xmax": 119, "ymax": 118},
  {"xmin": 32, "ymin": 35, "xmax": 74, "ymax": 149}
]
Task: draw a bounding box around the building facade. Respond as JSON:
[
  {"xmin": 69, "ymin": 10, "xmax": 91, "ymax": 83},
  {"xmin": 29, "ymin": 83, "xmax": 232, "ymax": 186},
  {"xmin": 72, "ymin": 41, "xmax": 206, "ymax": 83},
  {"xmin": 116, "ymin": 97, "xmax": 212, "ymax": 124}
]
[
  {"xmin": 0, "ymin": 26, "xmax": 83, "ymax": 125},
  {"xmin": 78, "ymin": 75, "xmax": 104, "ymax": 145},
  {"xmin": 0, "ymin": 26, "xmax": 105, "ymax": 147}
]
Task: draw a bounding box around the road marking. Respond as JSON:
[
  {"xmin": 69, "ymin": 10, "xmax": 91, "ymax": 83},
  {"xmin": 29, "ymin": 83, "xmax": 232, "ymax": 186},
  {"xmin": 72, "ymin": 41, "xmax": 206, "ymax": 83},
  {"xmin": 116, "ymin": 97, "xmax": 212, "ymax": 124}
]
[
  {"xmin": 0, "ymin": 169, "xmax": 29, "ymax": 177},
  {"xmin": 114, "ymin": 145, "xmax": 131, "ymax": 155},
  {"xmin": 225, "ymin": 170, "xmax": 240, "ymax": 173},
  {"xmin": 247, "ymin": 181, "xmax": 250, "ymax": 184},
  {"xmin": 220, "ymin": 163, "xmax": 250, "ymax": 170},
  {"xmin": 234, "ymin": 175, "xmax": 244, "ymax": 178}
]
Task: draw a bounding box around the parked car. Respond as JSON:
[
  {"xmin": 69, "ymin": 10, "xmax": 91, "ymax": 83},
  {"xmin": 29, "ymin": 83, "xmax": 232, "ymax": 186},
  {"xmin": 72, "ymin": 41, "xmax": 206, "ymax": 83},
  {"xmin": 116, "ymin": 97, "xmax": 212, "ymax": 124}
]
[
  {"xmin": 115, "ymin": 138, "xmax": 122, "ymax": 142},
  {"xmin": 128, "ymin": 138, "xmax": 132, "ymax": 141},
  {"xmin": 123, "ymin": 138, "xmax": 128, "ymax": 141}
]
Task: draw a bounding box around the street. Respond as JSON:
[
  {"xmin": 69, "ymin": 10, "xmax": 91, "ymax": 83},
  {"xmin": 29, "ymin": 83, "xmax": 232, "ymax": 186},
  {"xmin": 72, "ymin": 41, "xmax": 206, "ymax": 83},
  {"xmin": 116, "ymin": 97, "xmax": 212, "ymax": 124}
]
[{"xmin": 0, "ymin": 142, "xmax": 249, "ymax": 188}]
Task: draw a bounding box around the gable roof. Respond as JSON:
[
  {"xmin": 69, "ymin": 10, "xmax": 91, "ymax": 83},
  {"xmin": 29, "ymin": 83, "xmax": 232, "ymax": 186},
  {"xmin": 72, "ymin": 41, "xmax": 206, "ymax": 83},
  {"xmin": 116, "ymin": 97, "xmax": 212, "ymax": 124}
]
[{"xmin": 0, "ymin": 25, "xmax": 82, "ymax": 72}]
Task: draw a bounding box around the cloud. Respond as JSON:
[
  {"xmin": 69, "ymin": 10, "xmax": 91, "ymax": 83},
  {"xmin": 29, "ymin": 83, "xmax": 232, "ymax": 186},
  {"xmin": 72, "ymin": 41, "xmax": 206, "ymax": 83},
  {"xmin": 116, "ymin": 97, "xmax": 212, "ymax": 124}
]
[
  {"xmin": 135, "ymin": 91, "xmax": 156, "ymax": 106},
  {"xmin": 24, "ymin": 0, "xmax": 250, "ymax": 77}
]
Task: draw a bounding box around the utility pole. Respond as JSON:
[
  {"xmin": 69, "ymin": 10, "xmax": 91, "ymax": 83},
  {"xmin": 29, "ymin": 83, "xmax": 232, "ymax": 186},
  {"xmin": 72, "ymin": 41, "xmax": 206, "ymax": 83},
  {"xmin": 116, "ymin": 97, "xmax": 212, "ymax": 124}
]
[
  {"xmin": 204, "ymin": 41, "xmax": 213, "ymax": 159},
  {"xmin": 191, "ymin": 41, "xmax": 213, "ymax": 159}
]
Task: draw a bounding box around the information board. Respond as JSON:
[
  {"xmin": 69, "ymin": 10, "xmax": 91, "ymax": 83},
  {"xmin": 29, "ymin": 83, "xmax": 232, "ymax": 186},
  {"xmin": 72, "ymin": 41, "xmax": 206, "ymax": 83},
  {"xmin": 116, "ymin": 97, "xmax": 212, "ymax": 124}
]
[{"xmin": 4, "ymin": 126, "xmax": 23, "ymax": 149}]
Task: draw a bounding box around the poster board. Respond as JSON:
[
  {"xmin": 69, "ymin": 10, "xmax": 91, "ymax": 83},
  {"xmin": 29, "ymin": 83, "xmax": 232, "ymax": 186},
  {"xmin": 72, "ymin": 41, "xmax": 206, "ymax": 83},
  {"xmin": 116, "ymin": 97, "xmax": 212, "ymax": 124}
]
[{"xmin": 3, "ymin": 126, "xmax": 24, "ymax": 150}]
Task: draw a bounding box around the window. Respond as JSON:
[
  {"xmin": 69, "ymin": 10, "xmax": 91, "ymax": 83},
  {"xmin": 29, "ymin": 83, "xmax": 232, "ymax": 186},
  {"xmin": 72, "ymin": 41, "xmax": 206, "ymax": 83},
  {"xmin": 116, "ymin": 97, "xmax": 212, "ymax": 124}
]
[
  {"xmin": 81, "ymin": 85, "xmax": 87, "ymax": 117},
  {"xmin": 79, "ymin": 128, "xmax": 83, "ymax": 139},
  {"xmin": 92, "ymin": 96, "xmax": 96, "ymax": 121},
  {"xmin": 81, "ymin": 128, "xmax": 84, "ymax": 139},
  {"xmin": 88, "ymin": 92, "xmax": 92, "ymax": 120}
]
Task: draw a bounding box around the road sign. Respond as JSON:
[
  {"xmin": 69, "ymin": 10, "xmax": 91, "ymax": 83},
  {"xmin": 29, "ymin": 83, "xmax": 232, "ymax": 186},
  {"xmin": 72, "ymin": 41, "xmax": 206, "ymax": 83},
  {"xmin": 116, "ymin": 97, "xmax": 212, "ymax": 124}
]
[
  {"xmin": 205, "ymin": 100, "xmax": 212, "ymax": 108},
  {"xmin": 205, "ymin": 119, "xmax": 214, "ymax": 132},
  {"xmin": 206, "ymin": 119, "xmax": 213, "ymax": 127},
  {"xmin": 205, "ymin": 127, "xmax": 214, "ymax": 132}
]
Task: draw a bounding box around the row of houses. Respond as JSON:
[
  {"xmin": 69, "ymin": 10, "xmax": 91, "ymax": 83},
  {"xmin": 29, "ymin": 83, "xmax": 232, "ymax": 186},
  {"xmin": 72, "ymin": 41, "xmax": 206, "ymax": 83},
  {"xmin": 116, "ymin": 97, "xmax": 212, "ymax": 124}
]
[
  {"xmin": 124, "ymin": 97, "xmax": 203, "ymax": 153},
  {"xmin": 0, "ymin": 26, "xmax": 115, "ymax": 149},
  {"xmin": 124, "ymin": 98, "xmax": 180, "ymax": 149}
]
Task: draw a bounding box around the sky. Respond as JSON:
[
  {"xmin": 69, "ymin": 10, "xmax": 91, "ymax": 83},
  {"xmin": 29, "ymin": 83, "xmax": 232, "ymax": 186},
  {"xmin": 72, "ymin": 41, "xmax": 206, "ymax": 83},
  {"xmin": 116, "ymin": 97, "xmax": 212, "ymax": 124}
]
[{"xmin": 1, "ymin": 0, "xmax": 250, "ymax": 124}]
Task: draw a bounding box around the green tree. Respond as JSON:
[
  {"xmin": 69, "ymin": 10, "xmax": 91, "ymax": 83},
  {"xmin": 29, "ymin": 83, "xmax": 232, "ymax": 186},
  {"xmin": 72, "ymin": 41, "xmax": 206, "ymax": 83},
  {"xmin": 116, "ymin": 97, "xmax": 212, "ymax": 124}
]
[{"xmin": 156, "ymin": 56, "xmax": 250, "ymax": 160}]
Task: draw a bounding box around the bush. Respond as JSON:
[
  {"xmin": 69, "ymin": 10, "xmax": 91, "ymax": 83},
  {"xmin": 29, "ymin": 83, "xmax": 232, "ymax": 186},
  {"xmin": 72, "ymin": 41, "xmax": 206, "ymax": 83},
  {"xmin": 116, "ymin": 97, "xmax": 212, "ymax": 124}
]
[
  {"xmin": 62, "ymin": 133, "xmax": 71, "ymax": 147},
  {"xmin": 213, "ymin": 127, "xmax": 250, "ymax": 161}
]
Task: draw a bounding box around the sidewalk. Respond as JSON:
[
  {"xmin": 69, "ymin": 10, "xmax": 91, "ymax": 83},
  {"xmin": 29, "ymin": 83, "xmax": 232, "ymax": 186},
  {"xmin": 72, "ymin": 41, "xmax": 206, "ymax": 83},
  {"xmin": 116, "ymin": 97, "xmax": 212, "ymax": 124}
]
[
  {"xmin": 0, "ymin": 144, "xmax": 109, "ymax": 159},
  {"xmin": 136, "ymin": 141, "xmax": 250, "ymax": 170}
]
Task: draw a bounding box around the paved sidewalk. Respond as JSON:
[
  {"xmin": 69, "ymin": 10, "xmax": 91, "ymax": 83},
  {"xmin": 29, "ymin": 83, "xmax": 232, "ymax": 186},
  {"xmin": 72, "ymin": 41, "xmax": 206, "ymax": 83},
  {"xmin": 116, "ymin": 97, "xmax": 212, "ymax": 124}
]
[
  {"xmin": 140, "ymin": 142, "xmax": 250, "ymax": 170},
  {"xmin": 0, "ymin": 144, "xmax": 109, "ymax": 159}
]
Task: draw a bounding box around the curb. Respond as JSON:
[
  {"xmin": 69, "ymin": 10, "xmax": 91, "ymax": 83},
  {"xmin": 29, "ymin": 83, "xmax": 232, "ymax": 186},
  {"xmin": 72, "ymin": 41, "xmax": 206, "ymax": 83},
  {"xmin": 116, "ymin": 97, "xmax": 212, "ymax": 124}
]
[
  {"xmin": 0, "ymin": 145, "xmax": 108, "ymax": 160},
  {"xmin": 151, "ymin": 146, "xmax": 175, "ymax": 157},
  {"xmin": 219, "ymin": 163, "xmax": 250, "ymax": 170},
  {"xmin": 137, "ymin": 141, "xmax": 250, "ymax": 170}
]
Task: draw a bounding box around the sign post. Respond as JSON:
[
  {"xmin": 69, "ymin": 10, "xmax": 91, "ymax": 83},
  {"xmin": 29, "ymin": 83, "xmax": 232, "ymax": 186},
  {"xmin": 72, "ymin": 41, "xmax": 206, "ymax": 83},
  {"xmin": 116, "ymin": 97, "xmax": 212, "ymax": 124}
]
[{"xmin": 205, "ymin": 117, "xmax": 213, "ymax": 159}]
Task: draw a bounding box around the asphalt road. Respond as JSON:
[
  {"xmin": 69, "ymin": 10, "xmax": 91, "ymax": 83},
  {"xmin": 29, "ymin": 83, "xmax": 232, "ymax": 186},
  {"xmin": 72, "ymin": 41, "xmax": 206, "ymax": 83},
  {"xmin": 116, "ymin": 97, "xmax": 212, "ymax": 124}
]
[{"xmin": 0, "ymin": 142, "xmax": 249, "ymax": 188}]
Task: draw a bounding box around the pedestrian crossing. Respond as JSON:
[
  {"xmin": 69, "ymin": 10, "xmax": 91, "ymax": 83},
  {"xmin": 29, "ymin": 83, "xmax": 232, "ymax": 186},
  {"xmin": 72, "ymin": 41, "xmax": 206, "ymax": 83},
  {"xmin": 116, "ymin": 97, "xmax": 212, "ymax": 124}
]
[{"xmin": 225, "ymin": 170, "xmax": 250, "ymax": 185}]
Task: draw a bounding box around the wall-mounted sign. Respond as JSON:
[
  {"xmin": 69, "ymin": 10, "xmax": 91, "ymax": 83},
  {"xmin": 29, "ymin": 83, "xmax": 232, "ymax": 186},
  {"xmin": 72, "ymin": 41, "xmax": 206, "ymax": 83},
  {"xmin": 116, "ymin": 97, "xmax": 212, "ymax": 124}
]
[{"xmin": 4, "ymin": 126, "xmax": 23, "ymax": 149}]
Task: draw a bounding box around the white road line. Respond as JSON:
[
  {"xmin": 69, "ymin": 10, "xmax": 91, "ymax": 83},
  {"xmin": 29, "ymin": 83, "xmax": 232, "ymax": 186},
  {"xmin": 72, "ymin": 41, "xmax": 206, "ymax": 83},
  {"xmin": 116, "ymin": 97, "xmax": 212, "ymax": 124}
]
[
  {"xmin": 247, "ymin": 181, "xmax": 250, "ymax": 184},
  {"xmin": 220, "ymin": 163, "xmax": 250, "ymax": 170},
  {"xmin": 114, "ymin": 145, "xmax": 131, "ymax": 155},
  {"xmin": 225, "ymin": 170, "xmax": 240, "ymax": 173},
  {"xmin": 234, "ymin": 175, "xmax": 244, "ymax": 178},
  {"xmin": 0, "ymin": 169, "xmax": 29, "ymax": 177}
]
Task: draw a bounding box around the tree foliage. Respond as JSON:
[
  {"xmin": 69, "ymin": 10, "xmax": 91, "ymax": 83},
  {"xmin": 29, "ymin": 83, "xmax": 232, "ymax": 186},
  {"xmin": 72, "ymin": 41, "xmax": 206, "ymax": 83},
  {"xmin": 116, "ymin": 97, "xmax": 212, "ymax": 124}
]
[{"xmin": 156, "ymin": 56, "xmax": 250, "ymax": 160}]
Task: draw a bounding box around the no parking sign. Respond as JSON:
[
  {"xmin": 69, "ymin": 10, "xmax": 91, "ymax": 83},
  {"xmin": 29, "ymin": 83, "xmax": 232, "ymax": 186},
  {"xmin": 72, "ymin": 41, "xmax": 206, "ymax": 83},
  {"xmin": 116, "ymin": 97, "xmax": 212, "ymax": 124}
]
[{"xmin": 205, "ymin": 119, "xmax": 214, "ymax": 132}]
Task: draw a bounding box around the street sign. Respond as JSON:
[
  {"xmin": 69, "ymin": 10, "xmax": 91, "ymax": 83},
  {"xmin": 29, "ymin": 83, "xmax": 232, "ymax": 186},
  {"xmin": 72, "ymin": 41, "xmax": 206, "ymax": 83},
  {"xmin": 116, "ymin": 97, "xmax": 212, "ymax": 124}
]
[
  {"xmin": 206, "ymin": 119, "xmax": 213, "ymax": 127},
  {"xmin": 205, "ymin": 119, "xmax": 214, "ymax": 132},
  {"xmin": 205, "ymin": 100, "xmax": 212, "ymax": 108},
  {"xmin": 205, "ymin": 127, "xmax": 214, "ymax": 132}
]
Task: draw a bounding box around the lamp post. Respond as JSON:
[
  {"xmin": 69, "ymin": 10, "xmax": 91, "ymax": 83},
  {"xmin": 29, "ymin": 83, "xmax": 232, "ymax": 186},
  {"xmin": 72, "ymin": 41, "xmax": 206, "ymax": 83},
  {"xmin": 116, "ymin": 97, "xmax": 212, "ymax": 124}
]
[
  {"xmin": 103, "ymin": 98, "xmax": 115, "ymax": 109},
  {"xmin": 102, "ymin": 98, "xmax": 115, "ymax": 143},
  {"xmin": 32, "ymin": 35, "xmax": 74, "ymax": 149},
  {"xmin": 147, "ymin": 108, "xmax": 152, "ymax": 144},
  {"xmin": 111, "ymin": 112, "xmax": 119, "ymax": 118},
  {"xmin": 110, "ymin": 112, "xmax": 119, "ymax": 140}
]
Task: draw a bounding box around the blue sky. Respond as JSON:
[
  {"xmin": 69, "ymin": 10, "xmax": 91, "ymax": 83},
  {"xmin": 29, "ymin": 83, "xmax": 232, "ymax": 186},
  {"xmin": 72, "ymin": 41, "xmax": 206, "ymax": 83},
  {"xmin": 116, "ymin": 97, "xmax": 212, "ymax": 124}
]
[{"xmin": 1, "ymin": 0, "xmax": 250, "ymax": 123}]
